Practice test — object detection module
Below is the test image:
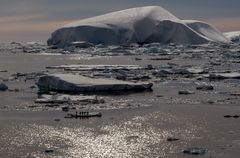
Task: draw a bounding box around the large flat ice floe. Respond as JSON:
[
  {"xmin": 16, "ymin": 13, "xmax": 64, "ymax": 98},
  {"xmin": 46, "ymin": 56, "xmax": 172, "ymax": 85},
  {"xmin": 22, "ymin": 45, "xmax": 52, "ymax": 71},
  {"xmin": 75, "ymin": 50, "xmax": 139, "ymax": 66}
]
[
  {"xmin": 37, "ymin": 74, "xmax": 153, "ymax": 93},
  {"xmin": 48, "ymin": 6, "xmax": 229, "ymax": 48}
]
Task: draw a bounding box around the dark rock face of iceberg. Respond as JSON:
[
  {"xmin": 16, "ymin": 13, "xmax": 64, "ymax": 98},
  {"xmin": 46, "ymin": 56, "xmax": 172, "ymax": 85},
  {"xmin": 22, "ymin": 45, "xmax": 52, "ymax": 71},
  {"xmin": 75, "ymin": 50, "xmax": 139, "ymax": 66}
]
[{"xmin": 47, "ymin": 6, "xmax": 229, "ymax": 48}]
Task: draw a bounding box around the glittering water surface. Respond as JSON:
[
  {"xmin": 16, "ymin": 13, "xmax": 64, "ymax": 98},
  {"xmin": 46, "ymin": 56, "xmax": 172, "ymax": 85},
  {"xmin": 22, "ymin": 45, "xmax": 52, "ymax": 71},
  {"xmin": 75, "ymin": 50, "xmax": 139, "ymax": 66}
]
[
  {"xmin": 1, "ymin": 46, "xmax": 240, "ymax": 157},
  {"xmin": 0, "ymin": 111, "xmax": 197, "ymax": 158}
]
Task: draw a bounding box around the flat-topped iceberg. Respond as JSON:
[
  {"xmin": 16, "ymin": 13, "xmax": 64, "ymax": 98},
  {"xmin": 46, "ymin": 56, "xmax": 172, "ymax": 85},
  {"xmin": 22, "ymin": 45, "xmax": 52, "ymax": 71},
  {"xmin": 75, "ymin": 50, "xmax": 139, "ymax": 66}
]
[
  {"xmin": 48, "ymin": 6, "xmax": 229, "ymax": 48},
  {"xmin": 37, "ymin": 74, "xmax": 153, "ymax": 93}
]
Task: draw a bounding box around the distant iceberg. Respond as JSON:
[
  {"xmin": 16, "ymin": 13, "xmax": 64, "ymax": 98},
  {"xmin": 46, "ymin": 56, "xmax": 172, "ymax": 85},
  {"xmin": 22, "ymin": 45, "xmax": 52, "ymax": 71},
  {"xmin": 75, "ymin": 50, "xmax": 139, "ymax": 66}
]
[
  {"xmin": 224, "ymin": 31, "xmax": 240, "ymax": 43},
  {"xmin": 48, "ymin": 6, "xmax": 230, "ymax": 48}
]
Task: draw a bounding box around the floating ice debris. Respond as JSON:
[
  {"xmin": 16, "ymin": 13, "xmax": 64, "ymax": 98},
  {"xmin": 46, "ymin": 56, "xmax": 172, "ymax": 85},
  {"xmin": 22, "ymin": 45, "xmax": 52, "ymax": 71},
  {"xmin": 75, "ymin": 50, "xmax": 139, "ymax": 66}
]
[
  {"xmin": 0, "ymin": 70, "xmax": 7, "ymax": 72},
  {"xmin": 62, "ymin": 107, "xmax": 70, "ymax": 112},
  {"xmin": 125, "ymin": 136, "xmax": 140, "ymax": 143},
  {"xmin": 8, "ymin": 88, "xmax": 20, "ymax": 92},
  {"xmin": 134, "ymin": 57, "xmax": 142, "ymax": 61},
  {"xmin": 147, "ymin": 47, "xmax": 159, "ymax": 54},
  {"xmin": 152, "ymin": 69, "xmax": 172, "ymax": 77},
  {"xmin": 206, "ymin": 72, "xmax": 240, "ymax": 80},
  {"xmin": 183, "ymin": 147, "xmax": 208, "ymax": 155},
  {"xmin": 48, "ymin": 6, "xmax": 229, "ymax": 48},
  {"xmin": 149, "ymin": 56, "xmax": 173, "ymax": 60},
  {"xmin": 186, "ymin": 67, "xmax": 207, "ymax": 74},
  {"xmin": 35, "ymin": 94, "xmax": 98, "ymax": 104},
  {"xmin": 0, "ymin": 82, "xmax": 8, "ymax": 91},
  {"xmin": 11, "ymin": 72, "xmax": 45, "ymax": 80},
  {"xmin": 46, "ymin": 64, "xmax": 143, "ymax": 71},
  {"xmin": 210, "ymin": 61, "xmax": 221, "ymax": 66},
  {"xmin": 230, "ymin": 92, "xmax": 240, "ymax": 96},
  {"xmin": 45, "ymin": 149, "xmax": 54, "ymax": 153},
  {"xmin": 167, "ymin": 137, "xmax": 179, "ymax": 142},
  {"xmin": 153, "ymin": 67, "xmax": 206, "ymax": 77},
  {"xmin": 37, "ymin": 74, "xmax": 153, "ymax": 93},
  {"xmin": 178, "ymin": 90, "xmax": 195, "ymax": 95},
  {"xmin": 172, "ymin": 68, "xmax": 206, "ymax": 75},
  {"xmin": 46, "ymin": 65, "xmax": 149, "ymax": 83},
  {"xmin": 205, "ymin": 100, "xmax": 215, "ymax": 104},
  {"xmin": 196, "ymin": 84, "xmax": 214, "ymax": 91}
]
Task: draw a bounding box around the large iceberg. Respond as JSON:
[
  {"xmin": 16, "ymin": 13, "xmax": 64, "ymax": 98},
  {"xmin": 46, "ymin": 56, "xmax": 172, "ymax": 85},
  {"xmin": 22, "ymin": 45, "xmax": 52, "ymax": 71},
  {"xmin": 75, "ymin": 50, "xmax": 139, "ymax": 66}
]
[{"xmin": 47, "ymin": 6, "xmax": 229, "ymax": 48}]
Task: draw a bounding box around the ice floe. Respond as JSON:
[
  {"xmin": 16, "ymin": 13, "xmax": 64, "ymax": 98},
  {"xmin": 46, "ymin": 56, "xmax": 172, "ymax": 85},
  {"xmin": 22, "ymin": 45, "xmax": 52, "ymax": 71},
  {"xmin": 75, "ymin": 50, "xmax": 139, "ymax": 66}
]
[{"xmin": 37, "ymin": 74, "xmax": 153, "ymax": 93}]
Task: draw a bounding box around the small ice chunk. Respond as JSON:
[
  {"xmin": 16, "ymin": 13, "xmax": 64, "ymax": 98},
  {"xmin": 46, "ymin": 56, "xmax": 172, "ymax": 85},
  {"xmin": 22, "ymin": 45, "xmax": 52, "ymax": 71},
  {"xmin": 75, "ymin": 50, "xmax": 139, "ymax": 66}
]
[
  {"xmin": 46, "ymin": 64, "xmax": 142, "ymax": 71},
  {"xmin": 183, "ymin": 147, "xmax": 208, "ymax": 155},
  {"xmin": 0, "ymin": 82, "xmax": 8, "ymax": 91},
  {"xmin": 196, "ymin": 84, "xmax": 214, "ymax": 91},
  {"xmin": 0, "ymin": 70, "xmax": 7, "ymax": 72},
  {"xmin": 178, "ymin": 90, "xmax": 195, "ymax": 95}
]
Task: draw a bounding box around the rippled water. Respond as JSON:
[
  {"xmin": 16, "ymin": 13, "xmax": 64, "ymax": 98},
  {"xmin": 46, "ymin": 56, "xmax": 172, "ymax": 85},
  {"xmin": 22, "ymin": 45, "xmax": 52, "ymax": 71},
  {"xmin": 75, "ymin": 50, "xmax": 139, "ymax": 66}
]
[{"xmin": 0, "ymin": 111, "xmax": 197, "ymax": 158}]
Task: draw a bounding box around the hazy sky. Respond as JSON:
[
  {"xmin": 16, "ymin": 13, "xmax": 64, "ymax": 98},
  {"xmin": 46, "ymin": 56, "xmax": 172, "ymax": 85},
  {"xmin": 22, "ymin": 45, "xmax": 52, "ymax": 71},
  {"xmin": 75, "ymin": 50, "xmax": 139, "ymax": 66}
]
[{"xmin": 1, "ymin": 0, "xmax": 240, "ymax": 42}]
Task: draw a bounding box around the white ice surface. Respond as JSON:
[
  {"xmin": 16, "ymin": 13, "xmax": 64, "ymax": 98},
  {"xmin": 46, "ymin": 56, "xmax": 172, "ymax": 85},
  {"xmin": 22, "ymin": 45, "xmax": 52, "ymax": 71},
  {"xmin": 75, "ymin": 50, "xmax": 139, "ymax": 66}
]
[{"xmin": 37, "ymin": 74, "xmax": 153, "ymax": 92}]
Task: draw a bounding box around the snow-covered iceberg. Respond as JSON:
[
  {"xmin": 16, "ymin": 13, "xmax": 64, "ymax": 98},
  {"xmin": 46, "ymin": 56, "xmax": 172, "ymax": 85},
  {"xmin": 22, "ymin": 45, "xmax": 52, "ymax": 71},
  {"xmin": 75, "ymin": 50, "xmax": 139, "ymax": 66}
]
[
  {"xmin": 224, "ymin": 31, "xmax": 240, "ymax": 43},
  {"xmin": 37, "ymin": 74, "xmax": 153, "ymax": 93},
  {"xmin": 48, "ymin": 6, "xmax": 229, "ymax": 48}
]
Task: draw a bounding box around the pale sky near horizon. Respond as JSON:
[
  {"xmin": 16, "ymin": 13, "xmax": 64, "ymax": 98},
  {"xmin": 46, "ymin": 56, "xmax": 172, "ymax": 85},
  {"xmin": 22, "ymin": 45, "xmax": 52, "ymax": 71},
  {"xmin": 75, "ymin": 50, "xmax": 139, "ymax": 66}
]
[{"xmin": 1, "ymin": 0, "xmax": 240, "ymax": 42}]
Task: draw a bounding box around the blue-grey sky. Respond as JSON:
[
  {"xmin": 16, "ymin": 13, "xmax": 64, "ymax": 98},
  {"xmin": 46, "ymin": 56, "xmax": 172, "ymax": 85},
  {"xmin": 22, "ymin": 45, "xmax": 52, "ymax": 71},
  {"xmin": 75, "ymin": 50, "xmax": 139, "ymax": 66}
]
[{"xmin": 1, "ymin": 0, "xmax": 240, "ymax": 42}]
